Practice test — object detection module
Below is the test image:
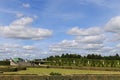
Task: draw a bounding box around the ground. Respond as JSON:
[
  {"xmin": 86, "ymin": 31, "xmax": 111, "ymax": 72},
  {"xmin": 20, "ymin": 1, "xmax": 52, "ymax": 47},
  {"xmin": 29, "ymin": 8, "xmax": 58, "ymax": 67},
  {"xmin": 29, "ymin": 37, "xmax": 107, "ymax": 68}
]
[{"xmin": 4, "ymin": 68, "xmax": 120, "ymax": 75}]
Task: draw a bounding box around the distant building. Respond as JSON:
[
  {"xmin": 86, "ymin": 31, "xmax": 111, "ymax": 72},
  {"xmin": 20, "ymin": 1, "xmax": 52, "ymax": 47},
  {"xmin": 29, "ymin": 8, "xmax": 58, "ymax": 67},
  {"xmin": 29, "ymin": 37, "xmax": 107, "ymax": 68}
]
[
  {"xmin": 9, "ymin": 58, "xmax": 48, "ymax": 66},
  {"xmin": 10, "ymin": 58, "xmax": 31, "ymax": 66}
]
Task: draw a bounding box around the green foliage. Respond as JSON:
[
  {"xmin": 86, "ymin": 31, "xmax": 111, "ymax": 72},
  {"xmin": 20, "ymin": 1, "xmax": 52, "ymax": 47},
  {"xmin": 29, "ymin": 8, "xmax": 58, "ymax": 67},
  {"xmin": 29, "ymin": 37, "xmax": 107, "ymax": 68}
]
[
  {"xmin": 17, "ymin": 66, "xmax": 27, "ymax": 70},
  {"xmin": 0, "ymin": 66, "xmax": 27, "ymax": 72},
  {"xmin": 49, "ymin": 72, "xmax": 62, "ymax": 75},
  {"xmin": 0, "ymin": 71, "xmax": 3, "ymax": 73},
  {"xmin": 8, "ymin": 67, "xmax": 18, "ymax": 72},
  {"xmin": 46, "ymin": 53, "xmax": 120, "ymax": 60},
  {"xmin": 0, "ymin": 61, "xmax": 10, "ymax": 66},
  {"xmin": 0, "ymin": 67, "xmax": 17, "ymax": 72},
  {"xmin": 45, "ymin": 53, "xmax": 120, "ymax": 68}
]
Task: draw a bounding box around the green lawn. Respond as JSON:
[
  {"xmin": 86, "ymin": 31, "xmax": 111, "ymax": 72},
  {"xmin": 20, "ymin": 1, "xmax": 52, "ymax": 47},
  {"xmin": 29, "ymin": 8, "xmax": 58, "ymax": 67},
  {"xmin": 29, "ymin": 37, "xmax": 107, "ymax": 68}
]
[{"xmin": 4, "ymin": 68, "xmax": 120, "ymax": 75}]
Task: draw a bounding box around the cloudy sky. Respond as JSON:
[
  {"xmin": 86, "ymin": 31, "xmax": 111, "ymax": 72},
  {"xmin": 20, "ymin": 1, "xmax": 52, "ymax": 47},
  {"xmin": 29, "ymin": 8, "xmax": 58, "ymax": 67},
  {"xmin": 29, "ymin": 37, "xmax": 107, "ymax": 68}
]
[{"xmin": 0, "ymin": 0, "xmax": 120, "ymax": 59}]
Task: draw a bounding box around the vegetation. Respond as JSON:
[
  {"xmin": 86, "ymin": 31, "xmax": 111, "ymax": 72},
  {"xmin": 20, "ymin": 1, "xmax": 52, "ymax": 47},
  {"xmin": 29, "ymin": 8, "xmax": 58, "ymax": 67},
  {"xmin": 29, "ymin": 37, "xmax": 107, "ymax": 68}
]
[
  {"xmin": 44, "ymin": 53, "xmax": 120, "ymax": 67},
  {"xmin": 2, "ymin": 67, "xmax": 120, "ymax": 80},
  {"xmin": 4, "ymin": 68, "xmax": 120, "ymax": 75},
  {"xmin": 0, "ymin": 61, "xmax": 10, "ymax": 66},
  {"xmin": 49, "ymin": 72, "xmax": 62, "ymax": 75},
  {"xmin": 0, "ymin": 66, "xmax": 26, "ymax": 72},
  {"xmin": 46, "ymin": 53, "xmax": 120, "ymax": 60},
  {"xmin": 1, "ymin": 75, "xmax": 120, "ymax": 80},
  {"xmin": 1, "ymin": 53, "xmax": 120, "ymax": 80}
]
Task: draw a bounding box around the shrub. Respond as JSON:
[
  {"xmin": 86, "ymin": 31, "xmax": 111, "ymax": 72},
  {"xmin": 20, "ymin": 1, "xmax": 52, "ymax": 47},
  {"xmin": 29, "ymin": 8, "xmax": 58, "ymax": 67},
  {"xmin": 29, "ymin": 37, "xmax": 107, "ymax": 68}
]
[
  {"xmin": 0, "ymin": 71, "xmax": 3, "ymax": 73},
  {"xmin": 0, "ymin": 61, "xmax": 10, "ymax": 66},
  {"xmin": 0, "ymin": 67, "xmax": 18, "ymax": 72},
  {"xmin": 17, "ymin": 66, "xmax": 27, "ymax": 70},
  {"xmin": 49, "ymin": 72, "xmax": 62, "ymax": 75},
  {"xmin": 8, "ymin": 67, "xmax": 18, "ymax": 72}
]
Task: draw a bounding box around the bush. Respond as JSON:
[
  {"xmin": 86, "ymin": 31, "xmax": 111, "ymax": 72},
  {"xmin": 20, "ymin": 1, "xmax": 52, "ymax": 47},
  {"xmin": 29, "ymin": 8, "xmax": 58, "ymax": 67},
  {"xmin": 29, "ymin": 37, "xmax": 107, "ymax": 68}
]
[
  {"xmin": 17, "ymin": 66, "xmax": 27, "ymax": 70},
  {"xmin": 8, "ymin": 67, "xmax": 18, "ymax": 72},
  {"xmin": 0, "ymin": 61, "xmax": 10, "ymax": 66},
  {"xmin": 0, "ymin": 71, "xmax": 3, "ymax": 73},
  {"xmin": 50, "ymin": 72, "xmax": 62, "ymax": 75},
  {"xmin": 0, "ymin": 67, "xmax": 17, "ymax": 72}
]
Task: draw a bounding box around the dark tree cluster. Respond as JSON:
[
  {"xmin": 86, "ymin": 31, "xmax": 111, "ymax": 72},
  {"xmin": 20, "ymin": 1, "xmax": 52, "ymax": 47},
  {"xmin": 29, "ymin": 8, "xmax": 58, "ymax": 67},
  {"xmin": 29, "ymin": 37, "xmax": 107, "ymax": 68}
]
[{"xmin": 46, "ymin": 53, "xmax": 120, "ymax": 60}]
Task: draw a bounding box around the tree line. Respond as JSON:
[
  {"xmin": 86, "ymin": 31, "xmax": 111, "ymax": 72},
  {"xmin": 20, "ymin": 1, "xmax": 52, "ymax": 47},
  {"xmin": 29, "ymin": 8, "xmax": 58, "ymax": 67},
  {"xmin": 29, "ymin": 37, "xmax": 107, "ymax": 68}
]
[
  {"xmin": 46, "ymin": 53, "xmax": 120, "ymax": 60},
  {"xmin": 44, "ymin": 53, "xmax": 120, "ymax": 67}
]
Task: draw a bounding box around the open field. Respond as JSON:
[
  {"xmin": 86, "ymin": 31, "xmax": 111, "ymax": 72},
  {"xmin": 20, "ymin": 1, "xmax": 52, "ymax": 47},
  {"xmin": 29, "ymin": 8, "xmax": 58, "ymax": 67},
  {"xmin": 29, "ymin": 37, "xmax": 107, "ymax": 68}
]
[{"xmin": 4, "ymin": 68, "xmax": 120, "ymax": 75}]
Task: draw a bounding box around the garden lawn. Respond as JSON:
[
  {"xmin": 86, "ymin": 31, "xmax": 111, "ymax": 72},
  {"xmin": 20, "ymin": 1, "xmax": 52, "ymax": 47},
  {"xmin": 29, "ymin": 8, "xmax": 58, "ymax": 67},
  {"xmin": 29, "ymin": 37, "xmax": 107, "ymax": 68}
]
[{"xmin": 4, "ymin": 68, "xmax": 120, "ymax": 75}]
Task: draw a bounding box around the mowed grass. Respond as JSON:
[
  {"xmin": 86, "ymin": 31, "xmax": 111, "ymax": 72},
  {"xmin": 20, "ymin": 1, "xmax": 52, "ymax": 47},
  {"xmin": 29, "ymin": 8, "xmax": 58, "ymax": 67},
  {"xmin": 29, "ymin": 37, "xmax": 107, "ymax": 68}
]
[{"xmin": 4, "ymin": 68, "xmax": 120, "ymax": 75}]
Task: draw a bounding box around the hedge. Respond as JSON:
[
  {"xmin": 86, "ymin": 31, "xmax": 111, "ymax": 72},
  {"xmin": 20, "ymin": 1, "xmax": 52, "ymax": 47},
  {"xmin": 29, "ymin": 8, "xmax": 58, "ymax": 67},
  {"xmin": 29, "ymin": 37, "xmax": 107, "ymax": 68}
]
[
  {"xmin": 0, "ymin": 61, "xmax": 10, "ymax": 66},
  {"xmin": 0, "ymin": 67, "xmax": 17, "ymax": 72},
  {"xmin": 0, "ymin": 66, "xmax": 27, "ymax": 72}
]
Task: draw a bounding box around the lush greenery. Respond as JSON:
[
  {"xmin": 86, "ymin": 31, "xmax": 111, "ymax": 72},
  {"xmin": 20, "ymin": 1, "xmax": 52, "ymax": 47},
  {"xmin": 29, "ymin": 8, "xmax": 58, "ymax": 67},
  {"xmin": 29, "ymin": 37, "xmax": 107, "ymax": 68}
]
[
  {"xmin": 0, "ymin": 66, "xmax": 26, "ymax": 72},
  {"xmin": 0, "ymin": 61, "xmax": 10, "ymax": 66},
  {"xmin": 49, "ymin": 72, "xmax": 62, "ymax": 75},
  {"xmin": 46, "ymin": 53, "xmax": 120, "ymax": 60},
  {"xmin": 45, "ymin": 53, "xmax": 120, "ymax": 67}
]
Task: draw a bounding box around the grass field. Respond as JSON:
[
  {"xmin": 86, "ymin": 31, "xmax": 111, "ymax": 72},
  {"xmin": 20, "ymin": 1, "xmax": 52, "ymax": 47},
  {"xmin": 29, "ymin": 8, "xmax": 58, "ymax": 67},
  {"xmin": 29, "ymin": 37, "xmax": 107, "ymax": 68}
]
[{"xmin": 4, "ymin": 68, "xmax": 120, "ymax": 75}]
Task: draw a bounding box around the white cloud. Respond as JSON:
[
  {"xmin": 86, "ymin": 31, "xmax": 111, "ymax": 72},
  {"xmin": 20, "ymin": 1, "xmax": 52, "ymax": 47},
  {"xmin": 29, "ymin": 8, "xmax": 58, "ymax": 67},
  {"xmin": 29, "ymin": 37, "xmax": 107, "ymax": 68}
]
[
  {"xmin": 50, "ymin": 25, "xmax": 106, "ymax": 55},
  {"xmin": 58, "ymin": 40, "xmax": 78, "ymax": 47},
  {"xmin": 49, "ymin": 40, "xmax": 79, "ymax": 54},
  {"xmin": 105, "ymin": 16, "xmax": 120, "ymax": 33},
  {"xmin": 0, "ymin": 43, "xmax": 44, "ymax": 59},
  {"xmin": 116, "ymin": 44, "xmax": 120, "ymax": 48},
  {"xmin": 0, "ymin": 17, "xmax": 52, "ymax": 40},
  {"xmin": 11, "ymin": 17, "xmax": 33, "ymax": 26},
  {"xmin": 49, "ymin": 38, "xmax": 104, "ymax": 55},
  {"xmin": 23, "ymin": 45, "xmax": 35, "ymax": 50},
  {"xmin": 104, "ymin": 16, "xmax": 120, "ymax": 41},
  {"xmin": 67, "ymin": 27, "xmax": 102, "ymax": 36},
  {"xmin": 76, "ymin": 35, "xmax": 105, "ymax": 44},
  {"xmin": 82, "ymin": 43, "xmax": 104, "ymax": 50},
  {"xmin": 22, "ymin": 3, "xmax": 30, "ymax": 8}
]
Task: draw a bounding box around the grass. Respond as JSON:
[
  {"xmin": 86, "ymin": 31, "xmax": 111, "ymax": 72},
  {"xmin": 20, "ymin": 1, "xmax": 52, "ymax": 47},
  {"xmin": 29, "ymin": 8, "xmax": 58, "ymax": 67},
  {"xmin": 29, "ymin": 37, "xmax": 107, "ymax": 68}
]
[{"xmin": 4, "ymin": 68, "xmax": 120, "ymax": 75}]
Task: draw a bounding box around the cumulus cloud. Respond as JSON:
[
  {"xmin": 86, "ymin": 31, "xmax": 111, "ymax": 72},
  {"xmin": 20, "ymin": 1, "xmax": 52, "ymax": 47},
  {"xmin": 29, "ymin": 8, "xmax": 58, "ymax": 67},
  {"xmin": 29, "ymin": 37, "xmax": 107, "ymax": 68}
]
[
  {"xmin": 104, "ymin": 16, "xmax": 120, "ymax": 41},
  {"xmin": 49, "ymin": 40, "xmax": 79, "ymax": 54},
  {"xmin": 57, "ymin": 40, "xmax": 78, "ymax": 47},
  {"xmin": 11, "ymin": 17, "xmax": 33, "ymax": 26},
  {"xmin": 67, "ymin": 27, "xmax": 102, "ymax": 36},
  {"xmin": 0, "ymin": 17, "xmax": 52, "ymax": 40},
  {"xmin": 50, "ymin": 26, "xmax": 105, "ymax": 55},
  {"xmin": 0, "ymin": 43, "xmax": 44, "ymax": 59},
  {"xmin": 76, "ymin": 35, "xmax": 105, "ymax": 44},
  {"xmin": 105, "ymin": 16, "xmax": 120, "ymax": 33},
  {"xmin": 49, "ymin": 39, "xmax": 104, "ymax": 55},
  {"xmin": 82, "ymin": 44, "xmax": 104, "ymax": 50},
  {"xmin": 23, "ymin": 45, "xmax": 35, "ymax": 50},
  {"xmin": 54, "ymin": 16, "xmax": 120, "ymax": 55}
]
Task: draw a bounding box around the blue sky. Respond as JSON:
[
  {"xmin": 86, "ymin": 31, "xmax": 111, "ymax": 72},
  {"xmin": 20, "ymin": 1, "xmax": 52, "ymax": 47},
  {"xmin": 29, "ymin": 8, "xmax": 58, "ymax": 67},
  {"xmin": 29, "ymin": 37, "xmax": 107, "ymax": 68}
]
[{"xmin": 0, "ymin": 0, "xmax": 120, "ymax": 59}]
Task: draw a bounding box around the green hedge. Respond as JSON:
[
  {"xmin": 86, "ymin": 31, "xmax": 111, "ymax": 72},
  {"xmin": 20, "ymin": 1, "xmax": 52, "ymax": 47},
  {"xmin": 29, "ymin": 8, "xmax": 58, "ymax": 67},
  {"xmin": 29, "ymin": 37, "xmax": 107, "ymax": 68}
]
[
  {"xmin": 0, "ymin": 66, "xmax": 27, "ymax": 72},
  {"xmin": 0, "ymin": 67, "xmax": 17, "ymax": 72},
  {"xmin": 49, "ymin": 72, "xmax": 62, "ymax": 75},
  {"xmin": 0, "ymin": 61, "xmax": 10, "ymax": 66}
]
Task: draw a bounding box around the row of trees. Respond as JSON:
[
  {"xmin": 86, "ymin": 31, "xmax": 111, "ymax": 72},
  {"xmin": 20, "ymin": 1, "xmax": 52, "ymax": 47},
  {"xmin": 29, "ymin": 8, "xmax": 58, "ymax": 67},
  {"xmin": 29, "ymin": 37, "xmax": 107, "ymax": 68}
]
[
  {"xmin": 46, "ymin": 53, "xmax": 120, "ymax": 60},
  {"xmin": 44, "ymin": 53, "xmax": 120, "ymax": 67}
]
